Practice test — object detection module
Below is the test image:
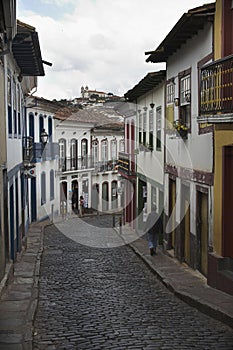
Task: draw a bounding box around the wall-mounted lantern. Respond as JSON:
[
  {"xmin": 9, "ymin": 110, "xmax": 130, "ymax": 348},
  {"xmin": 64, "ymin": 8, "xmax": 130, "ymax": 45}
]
[
  {"xmin": 150, "ymin": 103, "xmax": 155, "ymax": 109},
  {"xmin": 40, "ymin": 129, "xmax": 48, "ymax": 145}
]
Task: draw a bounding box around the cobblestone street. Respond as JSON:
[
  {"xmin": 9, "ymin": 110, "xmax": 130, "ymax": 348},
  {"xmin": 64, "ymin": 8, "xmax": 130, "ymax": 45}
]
[{"xmin": 33, "ymin": 216, "xmax": 233, "ymax": 350}]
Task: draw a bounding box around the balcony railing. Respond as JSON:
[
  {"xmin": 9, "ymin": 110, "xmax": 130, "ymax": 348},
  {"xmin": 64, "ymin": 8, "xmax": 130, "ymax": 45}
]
[
  {"xmin": 93, "ymin": 160, "xmax": 118, "ymax": 173},
  {"xmin": 118, "ymin": 152, "xmax": 136, "ymax": 176},
  {"xmin": 200, "ymin": 55, "xmax": 233, "ymax": 115},
  {"xmin": 58, "ymin": 155, "xmax": 94, "ymax": 172},
  {"xmin": 22, "ymin": 136, "xmax": 33, "ymax": 164}
]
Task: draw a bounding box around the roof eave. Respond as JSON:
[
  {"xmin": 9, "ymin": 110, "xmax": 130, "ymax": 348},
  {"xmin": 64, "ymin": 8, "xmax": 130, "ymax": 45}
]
[
  {"xmin": 125, "ymin": 70, "xmax": 166, "ymax": 101},
  {"xmin": 145, "ymin": 3, "xmax": 215, "ymax": 63},
  {"xmin": 12, "ymin": 20, "xmax": 45, "ymax": 76}
]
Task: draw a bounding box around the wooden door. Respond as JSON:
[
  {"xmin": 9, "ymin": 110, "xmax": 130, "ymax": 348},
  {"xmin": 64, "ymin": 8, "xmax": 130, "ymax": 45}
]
[
  {"xmin": 197, "ymin": 190, "xmax": 208, "ymax": 276},
  {"xmin": 184, "ymin": 199, "xmax": 190, "ymax": 265},
  {"xmin": 222, "ymin": 146, "xmax": 233, "ymax": 258},
  {"xmin": 169, "ymin": 179, "xmax": 176, "ymax": 249}
]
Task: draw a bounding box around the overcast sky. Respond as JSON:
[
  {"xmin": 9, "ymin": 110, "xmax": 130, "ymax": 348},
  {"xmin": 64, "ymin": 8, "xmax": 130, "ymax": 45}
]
[{"xmin": 17, "ymin": 0, "xmax": 214, "ymax": 100}]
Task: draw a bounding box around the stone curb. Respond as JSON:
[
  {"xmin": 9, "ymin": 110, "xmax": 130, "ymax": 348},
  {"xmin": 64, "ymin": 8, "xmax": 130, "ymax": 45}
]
[
  {"xmin": 23, "ymin": 225, "xmax": 45, "ymax": 350},
  {"xmin": 128, "ymin": 240, "xmax": 233, "ymax": 330}
]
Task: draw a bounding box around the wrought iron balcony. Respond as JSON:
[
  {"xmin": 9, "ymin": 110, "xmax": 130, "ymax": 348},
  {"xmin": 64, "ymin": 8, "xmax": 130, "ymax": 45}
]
[
  {"xmin": 22, "ymin": 136, "xmax": 33, "ymax": 164},
  {"xmin": 118, "ymin": 152, "xmax": 136, "ymax": 176},
  {"xmin": 58, "ymin": 155, "xmax": 94, "ymax": 173},
  {"xmin": 200, "ymin": 55, "xmax": 233, "ymax": 120},
  {"xmin": 93, "ymin": 159, "xmax": 118, "ymax": 173}
]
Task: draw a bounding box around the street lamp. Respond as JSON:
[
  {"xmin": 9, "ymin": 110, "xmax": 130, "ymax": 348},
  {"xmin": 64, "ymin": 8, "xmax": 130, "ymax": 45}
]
[{"xmin": 40, "ymin": 129, "xmax": 48, "ymax": 145}]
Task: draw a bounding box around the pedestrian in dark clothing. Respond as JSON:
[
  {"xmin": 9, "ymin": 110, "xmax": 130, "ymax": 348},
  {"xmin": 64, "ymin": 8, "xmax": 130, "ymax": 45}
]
[
  {"xmin": 145, "ymin": 208, "xmax": 163, "ymax": 256},
  {"xmin": 79, "ymin": 195, "xmax": 84, "ymax": 217}
]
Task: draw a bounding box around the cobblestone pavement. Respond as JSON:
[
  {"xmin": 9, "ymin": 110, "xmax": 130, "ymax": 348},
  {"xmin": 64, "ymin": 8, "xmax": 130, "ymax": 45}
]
[{"xmin": 33, "ymin": 216, "xmax": 233, "ymax": 350}]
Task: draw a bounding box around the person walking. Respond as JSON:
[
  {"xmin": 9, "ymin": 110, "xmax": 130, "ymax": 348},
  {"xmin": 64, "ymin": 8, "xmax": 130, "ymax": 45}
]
[
  {"xmin": 145, "ymin": 206, "xmax": 163, "ymax": 256},
  {"xmin": 79, "ymin": 195, "xmax": 84, "ymax": 217}
]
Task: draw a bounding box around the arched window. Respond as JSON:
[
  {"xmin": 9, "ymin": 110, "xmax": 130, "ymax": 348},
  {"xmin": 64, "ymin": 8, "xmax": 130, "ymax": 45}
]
[
  {"xmin": 41, "ymin": 172, "xmax": 46, "ymax": 205},
  {"xmin": 70, "ymin": 139, "xmax": 77, "ymax": 169},
  {"xmin": 101, "ymin": 139, "xmax": 108, "ymax": 163},
  {"xmin": 111, "ymin": 180, "xmax": 118, "ymax": 209},
  {"xmin": 59, "ymin": 139, "xmax": 66, "ymax": 171},
  {"xmin": 119, "ymin": 139, "xmax": 125, "ymax": 152},
  {"xmin": 7, "ymin": 72, "xmax": 12, "ymax": 135},
  {"xmin": 102, "ymin": 181, "xmax": 109, "ymax": 211},
  {"xmin": 50, "ymin": 170, "xmax": 54, "ymax": 200},
  {"xmin": 29, "ymin": 113, "xmax": 34, "ymax": 141},
  {"xmin": 39, "ymin": 114, "xmax": 44, "ymax": 142},
  {"xmin": 111, "ymin": 138, "xmax": 117, "ymax": 161},
  {"xmin": 81, "ymin": 138, "xmax": 88, "ymax": 168},
  {"xmin": 48, "ymin": 117, "xmax": 52, "ymax": 142},
  {"xmin": 92, "ymin": 140, "xmax": 99, "ymax": 166}
]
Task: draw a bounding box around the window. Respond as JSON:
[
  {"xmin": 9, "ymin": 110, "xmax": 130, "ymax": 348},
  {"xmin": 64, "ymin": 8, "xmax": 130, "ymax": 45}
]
[
  {"xmin": 41, "ymin": 172, "xmax": 46, "ymax": 205},
  {"xmin": 166, "ymin": 82, "xmax": 175, "ymax": 104},
  {"xmin": 143, "ymin": 109, "xmax": 147, "ymax": 145},
  {"xmin": 111, "ymin": 139, "xmax": 117, "ymax": 160},
  {"xmin": 70, "ymin": 139, "xmax": 77, "ymax": 169},
  {"xmin": 48, "ymin": 117, "xmax": 52, "ymax": 142},
  {"xmin": 138, "ymin": 112, "xmax": 142, "ymax": 144},
  {"xmin": 7, "ymin": 72, "xmax": 12, "ymax": 135},
  {"xmin": 156, "ymin": 106, "xmax": 162, "ymax": 151},
  {"xmin": 50, "ymin": 170, "xmax": 54, "ymax": 201},
  {"xmin": 29, "ymin": 113, "xmax": 34, "ymax": 141},
  {"xmin": 149, "ymin": 110, "xmax": 154, "ymax": 150},
  {"xmin": 81, "ymin": 139, "xmax": 88, "ymax": 168},
  {"xmin": 17, "ymin": 86, "xmax": 21, "ymax": 137},
  {"xmin": 13, "ymin": 80, "xmax": 17, "ymax": 136},
  {"xmin": 180, "ymin": 74, "xmax": 191, "ymax": 129},
  {"xmin": 59, "ymin": 139, "xmax": 66, "ymax": 171},
  {"xmin": 92, "ymin": 140, "xmax": 99, "ymax": 165},
  {"xmin": 39, "ymin": 115, "xmax": 44, "ymax": 141},
  {"xmin": 119, "ymin": 139, "xmax": 125, "ymax": 152},
  {"xmin": 101, "ymin": 139, "xmax": 108, "ymax": 162},
  {"xmin": 180, "ymin": 75, "xmax": 191, "ymax": 105}
]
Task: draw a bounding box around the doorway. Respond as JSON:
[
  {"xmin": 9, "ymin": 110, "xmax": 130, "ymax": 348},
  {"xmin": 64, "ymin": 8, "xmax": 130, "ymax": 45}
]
[
  {"xmin": 182, "ymin": 184, "xmax": 190, "ymax": 265},
  {"xmin": 71, "ymin": 180, "xmax": 79, "ymax": 212},
  {"xmin": 222, "ymin": 145, "xmax": 233, "ymax": 258},
  {"xmin": 197, "ymin": 190, "xmax": 208, "ymax": 276}
]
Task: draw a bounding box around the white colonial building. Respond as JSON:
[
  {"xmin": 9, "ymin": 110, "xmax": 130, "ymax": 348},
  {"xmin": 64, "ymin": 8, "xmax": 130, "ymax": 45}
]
[
  {"xmin": 122, "ymin": 71, "xmax": 166, "ymax": 231},
  {"xmin": 25, "ymin": 96, "xmax": 61, "ymax": 222},
  {"xmin": 54, "ymin": 105, "xmax": 124, "ymax": 216},
  {"xmin": 146, "ymin": 3, "xmax": 215, "ymax": 275}
]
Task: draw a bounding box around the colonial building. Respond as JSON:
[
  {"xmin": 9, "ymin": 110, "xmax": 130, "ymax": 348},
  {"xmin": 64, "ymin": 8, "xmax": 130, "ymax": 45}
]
[
  {"xmin": 54, "ymin": 105, "xmax": 124, "ymax": 216},
  {"xmin": 197, "ymin": 0, "xmax": 233, "ymax": 295},
  {"xmin": 122, "ymin": 71, "xmax": 166, "ymax": 231},
  {"xmin": 24, "ymin": 96, "xmax": 61, "ymax": 223},
  {"xmin": 0, "ymin": 0, "xmax": 17, "ymax": 282},
  {"xmin": 146, "ymin": 3, "xmax": 216, "ymax": 275},
  {"xmin": 6, "ymin": 22, "xmax": 46, "ymax": 264}
]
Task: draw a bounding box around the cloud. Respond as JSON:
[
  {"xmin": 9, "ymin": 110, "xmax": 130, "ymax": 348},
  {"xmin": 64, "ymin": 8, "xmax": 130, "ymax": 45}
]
[{"xmin": 18, "ymin": 0, "xmax": 214, "ymax": 100}]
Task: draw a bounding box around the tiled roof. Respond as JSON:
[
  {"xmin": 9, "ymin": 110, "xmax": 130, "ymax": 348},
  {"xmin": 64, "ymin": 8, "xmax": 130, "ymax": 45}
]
[{"xmin": 54, "ymin": 106, "xmax": 124, "ymax": 129}]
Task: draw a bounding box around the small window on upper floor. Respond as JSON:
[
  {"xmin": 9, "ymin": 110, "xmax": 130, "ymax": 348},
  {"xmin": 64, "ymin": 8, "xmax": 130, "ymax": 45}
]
[
  {"xmin": 7, "ymin": 72, "xmax": 12, "ymax": 136},
  {"xmin": 180, "ymin": 75, "xmax": 191, "ymax": 106},
  {"xmin": 179, "ymin": 74, "xmax": 191, "ymax": 130},
  {"xmin": 119, "ymin": 139, "xmax": 125, "ymax": 153},
  {"xmin": 166, "ymin": 82, "xmax": 175, "ymax": 105}
]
